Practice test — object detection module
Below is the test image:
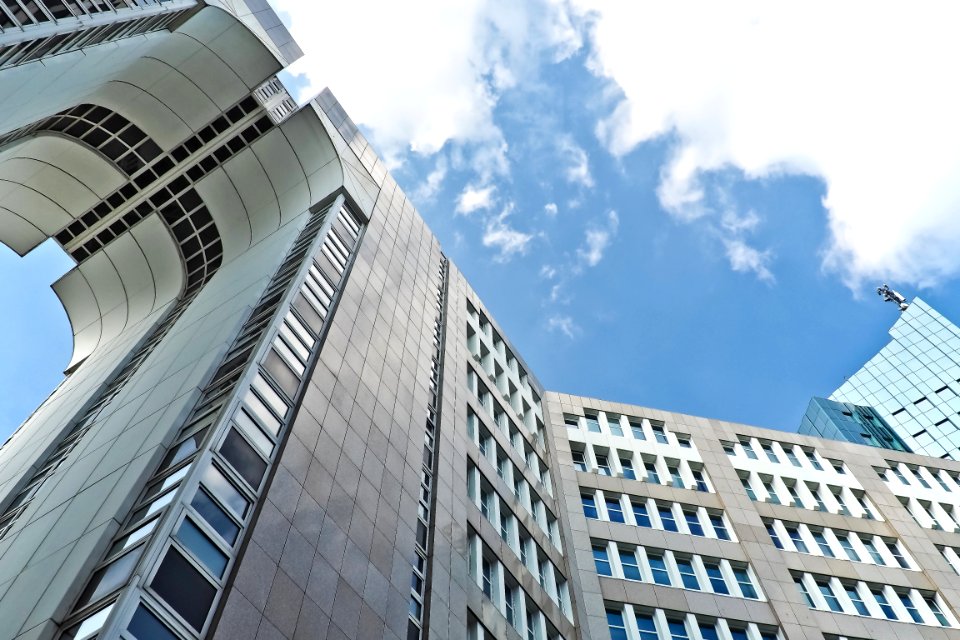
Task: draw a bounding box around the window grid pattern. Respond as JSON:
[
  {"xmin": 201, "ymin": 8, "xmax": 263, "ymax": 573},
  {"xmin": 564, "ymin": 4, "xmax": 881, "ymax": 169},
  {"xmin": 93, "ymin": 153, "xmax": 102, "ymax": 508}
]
[
  {"xmin": 604, "ymin": 603, "xmax": 779, "ymax": 640},
  {"xmin": 580, "ymin": 488, "xmax": 735, "ymax": 542},
  {"xmin": 763, "ymin": 518, "xmax": 915, "ymax": 569},
  {"xmin": 570, "ymin": 441, "xmax": 712, "ymax": 493},
  {"xmin": 407, "ymin": 255, "xmax": 448, "ymax": 640},
  {"xmin": 58, "ymin": 203, "xmax": 361, "ymax": 639},
  {"xmin": 592, "ymin": 540, "xmax": 764, "ymax": 601},
  {"xmin": 792, "ymin": 572, "xmax": 956, "ymax": 628},
  {"xmin": 738, "ymin": 470, "xmax": 879, "ymax": 520},
  {"xmin": 0, "ymin": 2, "xmax": 191, "ymax": 69}
]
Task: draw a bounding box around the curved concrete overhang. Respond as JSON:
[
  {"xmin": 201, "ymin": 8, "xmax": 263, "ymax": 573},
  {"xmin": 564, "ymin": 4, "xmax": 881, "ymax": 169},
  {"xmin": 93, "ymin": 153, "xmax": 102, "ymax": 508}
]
[{"xmin": 0, "ymin": 6, "xmax": 343, "ymax": 371}]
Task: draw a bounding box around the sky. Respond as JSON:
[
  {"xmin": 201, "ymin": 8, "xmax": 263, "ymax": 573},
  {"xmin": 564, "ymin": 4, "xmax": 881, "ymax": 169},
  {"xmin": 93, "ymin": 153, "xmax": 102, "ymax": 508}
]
[{"xmin": 6, "ymin": 1, "xmax": 960, "ymax": 440}]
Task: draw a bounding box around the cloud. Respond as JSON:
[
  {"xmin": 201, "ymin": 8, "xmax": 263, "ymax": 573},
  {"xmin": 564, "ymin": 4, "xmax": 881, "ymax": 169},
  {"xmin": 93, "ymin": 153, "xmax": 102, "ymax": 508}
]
[
  {"xmin": 544, "ymin": 202, "xmax": 558, "ymax": 216},
  {"xmin": 572, "ymin": 0, "xmax": 960, "ymax": 289},
  {"xmin": 559, "ymin": 135, "xmax": 594, "ymax": 188},
  {"xmin": 547, "ymin": 314, "xmax": 579, "ymax": 338},
  {"xmin": 413, "ymin": 156, "xmax": 448, "ymax": 202},
  {"xmin": 456, "ymin": 184, "xmax": 497, "ymax": 215},
  {"xmin": 723, "ymin": 237, "xmax": 774, "ymax": 283},
  {"xmin": 272, "ymin": 0, "xmax": 581, "ymax": 181},
  {"xmin": 577, "ymin": 210, "xmax": 619, "ymax": 267},
  {"xmin": 482, "ymin": 204, "xmax": 534, "ymax": 261},
  {"xmin": 540, "ymin": 264, "xmax": 558, "ymax": 279}
]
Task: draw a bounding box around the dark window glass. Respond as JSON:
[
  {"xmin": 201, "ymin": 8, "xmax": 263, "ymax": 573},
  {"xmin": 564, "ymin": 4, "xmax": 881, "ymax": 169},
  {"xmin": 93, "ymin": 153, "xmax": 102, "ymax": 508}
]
[
  {"xmin": 151, "ymin": 548, "xmax": 216, "ymax": 631},
  {"xmin": 191, "ymin": 489, "xmax": 240, "ymax": 545},
  {"xmin": 127, "ymin": 604, "xmax": 179, "ymax": 640},
  {"xmin": 220, "ymin": 428, "xmax": 267, "ymax": 488},
  {"xmin": 201, "ymin": 464, "xmax": 248, "ymax": 518},
  {"xmin": 176, "ymin": 517, "xmax": 228, "ymax": 578}
]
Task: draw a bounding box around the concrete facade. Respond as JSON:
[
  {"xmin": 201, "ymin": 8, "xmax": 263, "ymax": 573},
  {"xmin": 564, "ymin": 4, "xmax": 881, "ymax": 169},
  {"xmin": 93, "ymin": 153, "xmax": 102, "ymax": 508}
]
[{"xmin": 3, "ymin": 4, "xmax": 960, "ymax": 640}]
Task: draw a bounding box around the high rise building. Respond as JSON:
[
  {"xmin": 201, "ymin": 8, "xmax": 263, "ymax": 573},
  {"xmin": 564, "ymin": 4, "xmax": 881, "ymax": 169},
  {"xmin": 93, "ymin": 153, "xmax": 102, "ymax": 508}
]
[
  {"xmin": 828, "ymin": 298, "xmax": 960, "ymax": 459},
  {"xmin": 798, "ymin": 397, "xmax": 912, "ymax": 453},
  {"xmin": 3, "ymin": 5, "xmax": 960, "ymax": 640}
]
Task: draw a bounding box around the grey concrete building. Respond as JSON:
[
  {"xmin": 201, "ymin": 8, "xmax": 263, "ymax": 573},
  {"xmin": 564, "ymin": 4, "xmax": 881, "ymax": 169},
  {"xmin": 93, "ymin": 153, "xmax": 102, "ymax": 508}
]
[{"xmin": 3, "ymin": 3, "xmax": 960, "ymax": 640}]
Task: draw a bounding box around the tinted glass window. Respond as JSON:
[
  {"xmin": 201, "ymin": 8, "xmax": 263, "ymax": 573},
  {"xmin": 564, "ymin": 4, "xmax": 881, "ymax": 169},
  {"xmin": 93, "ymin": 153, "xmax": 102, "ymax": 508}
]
[
  {"xmin": 191, "ymin": 488, "xmax": 240, "ymax": 545},
  {"xmin": 151, "ymin": 548, "xmax": 216, "ymax": 631},
  {"xmin": 201, "ymin": 464, "xmax": 248, "ymax": 518},
  {"xmin": 176, "ymin": 517, "xmax": 228, "ymax": 577},
  {"xmin": 220, "ymin": 428, "xmax": 267, "ymax": 488},
  {"xmin": 127, "ymin": 604, "xmax": 179, "ymax": 640},
  {"xmin": 76, "ymin": 546, "xmax": 143, "ymax": 608}
]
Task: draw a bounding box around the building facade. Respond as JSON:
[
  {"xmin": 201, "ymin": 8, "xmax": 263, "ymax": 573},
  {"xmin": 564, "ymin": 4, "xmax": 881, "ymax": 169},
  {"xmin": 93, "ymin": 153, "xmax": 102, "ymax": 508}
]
[
  {"xmin": 830, "ymin": 298, "xmax": 960, "ymax": 460},
  {"xmin": 798, "ymin": 397, "xmax": 911, "ymax": 453},
  {"xmin": 3, "ymin": 4, "xmax": 960, "ymax": 640}
]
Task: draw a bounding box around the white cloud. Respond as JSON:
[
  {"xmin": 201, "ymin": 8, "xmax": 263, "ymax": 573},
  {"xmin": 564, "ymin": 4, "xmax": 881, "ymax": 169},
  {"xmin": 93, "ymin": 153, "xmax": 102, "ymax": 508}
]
[
  {"xmin": 559, "ymin": 135, "xmax": 594, "ymax": 188},
  {"xmin": 456, "ymin": 184, "xmax": 497, "ymax": 215},
  {"xmin": 272, "ymin": 0, "xmax": 580, "ymax": 181},
  {"xmin": 577, "ymin": 210, "xmax": 619, "ymax": 267},
  {"xmin": 540, "ymin": 264, "xmax": 558, "ymax": 279},
  {"xmin": 544, "ymin": 202, "xmax": 559, "ymax": 216},
  {"xmin": 572, "ymin": 0, "xmax": 960, "ymax": 288},
  {"xmin": 547, "ymin": 314, "xmax": 579, "ymax": 338},
  {"xmin": 723, "ymin": 237, "xmax": 774, "ymax": 283},
  {"xmin": 413, "ymin": 156, "xmax": 448, "ymax": 202},
  {"xmin": 483, "ymin": 205, "xmax": 534, "ymax": 261}
]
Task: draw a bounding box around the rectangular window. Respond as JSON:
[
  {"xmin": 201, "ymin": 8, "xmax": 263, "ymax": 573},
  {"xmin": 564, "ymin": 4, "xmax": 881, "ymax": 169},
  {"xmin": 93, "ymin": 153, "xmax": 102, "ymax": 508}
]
[
  {"xmin": 766, "ymin": 523, "xmax": 782, "ymax": 549},
  {"xmin": 669, "ymin": 465, "xmax": 683, "ymax": 488},
  {"xmin": 818, "ymin": 580, "xmax": 842, "ymax": 612},
  {"xmin": 606, "ymin": 497, "xmax": 625, "ymax": 523},
  {"xmin": 741, "ymin": 477, "xmax": 757, "ymax": 501},
  {"xmin": 572, "ymin": 450, "xmax": 586, "ymax": 472},
  {"xmin": 684, "ymin": 510, "xmax": 704, "ymax": 536},
  {"xmin": 886, "ymin": 540, "xmax": 910, "ymax": 568},
  {"xmin": 585, "ymin": 414, "xmax": 601, "ymax": 433},
  {"xmin": 652, "ymin": 425, "xmax": 669, "ymax": 444},
  {"xmin": 127, "ymin": 605, "xmax": 178, "ymax": 640},
  {"xmin": 704, "ymin": 561, "xmax": 728, "ymax": 594},
  {"xmin": 667, "ymin": 619, "xmax": 690, "ymax": 640},
  {"xmin": 658, "ymin": 505, "xmax": 678, "ymax": 532},
  {"xmin": 795, "ymin": 576, "xmax": 814, "ymax": 607},
  {"xmin": 864, "ymin": 538, "xmax": 885, "ymax": 565},
  {"xmin": 785, "ymin": 448, "xmax": 802, "ymax": 467},
  {"xmin": 607, "ymin": 414, "xmax": 624, "ymax": 436},
  {"xmin": 805, "ymin": 450, "xmax": 823, "ymax": 470},
  {"xmin": 593, "ymin": 545, "xmax": 613, "ymax": 576},
  {"xmin": 925, "ymin": 596, "xmax": 950, "ymax": 626},
  {"xmin": 709, "ymin": 514, "xmax": 730, "ymax": 540},
  {"xmin": 899, "ymin": 592, "xmax": 923, "ymax": 623},
  {"xmin": 692, "ymin": 469, "xmax": 709, "ymax": 492},
  {"xmin": 872, "ymin": 588, "xmax": 898, "ymax": 619},
  {"xmin": 630, "ymin": 421, "xmax": 646, "ymax": 440},
  {"xmin": 620, "ymin": 457, "xmax": 636, "ymax": 480},
  {"xmin": 645, "ymin": 462, "xmax": 661, "ymax": 484},
  {"xmin": 698, "ymin": 623, "xmax": 720, "ymax": 640},
  {"xmin": 733, "ymin": 566, "xmax": 758, "ymax": 599},
  {"xmin": 812, "ymin": 487, "xmax": 828, "ymax": 512},
  {"xmin": 607, "ymin": 609, "xmax": 628, "ymax": 640},
  {"xmin": 151, "ymin": 547, "xmax": 217, "ymax": 631},
  {"xmin": 175, "ymin": 517, "xmax": 228, "ymax": 578},
  {"xmin": 786, "ymin": 527, "xmax": 807, "ymax": 553},
  {"xmin": 647, "ymin": 552, "xmax": 671, "ymax": 585},
  {"xmin": 676, "ymin": 557, "xmax": 700, "ymax": 589},
  {"xmin": 839, "ymin": 534, "xmax": 861, "ymax": 562},
  {"xmin": 740, "ymin": 439, "xmax": 758, "ymax": 459},
  {"xmin": 812, "ymin": 531, "xmax": 834, "ymax": 558},
  {"xmin": 619, "ymin": 548, "xmax": 641, "ymax": 580},
  {"xmin": 481, "ymin": 558, "xmax": 493, "ymax": 597},
  {"xmin": 636, "ymin": 614, "xmax": 658, "ymax": 640},
  {"xmin": 761, "ymin": 443, "xmax": 779, "ymax": 463},
  {"xmin": 581, "ymin": 494, "xmax": 598, "ymax": 519},
  {"xmin": 762, "ymin": 480, "xmax": 780, "ymax": 505},
  {"xmin": 845, "ymin": 584, "xmax": 869, "ymax": 615},
  {"xmin": 219, "ymin": 428, "xmax": 267, "ymax": 489},
  {"xmin": 564, "ymin": 415, "xmax": 579, "ymax": 431},
  {"xmin": 596, "ymin": 454, "xmax": 611, "ymax": 476},
  {"xmin": 632, "ymin": 501, "xmax": 652, "ymax": 528}
]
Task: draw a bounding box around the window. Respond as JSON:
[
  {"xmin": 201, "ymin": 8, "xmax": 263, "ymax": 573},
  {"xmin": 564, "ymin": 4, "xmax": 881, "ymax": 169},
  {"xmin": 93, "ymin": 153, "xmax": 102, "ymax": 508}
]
[
  {"xmin": 864, "ymin": 538, "xmax": 885, "ymax": 565},
  {"xmin": 684, "ymin": 510, "xmax": 704, "ymax": 536},
  {"xmin": 741, "ymin": 477, "xmax": 757, "ymax": 501},
  {"xmin": 839, "ymin": 534, "xmax": 860, "ymax": 562},
  {"xmin": 761, "ymin": 443, "xmax": 779, "ymax": 463},
  {"xmin": 678, "ymin": 436, "xmax": 692, "ymax": 448},
  {"xmin": 596, "ymin": 454, "xmax": 612, "ymax": 476},
  {"xmin": 845, "ymin": 584, "xmax": 869, "ymax": 615},
  {"xmin": 698, "ymin": 623, "xmax": 720, "ymax": 640},
  {"xmin": 564, "ymin": 415, "xmax": 579, "ymax": 431},
  {"xmin": 692, "ymin": 469, "xmax": 709, "ymax": 492},
  {"xmin": 219, "ymin": 428, "xmax": 267, "ymax": 489},
  {"xmin": 585, "ymin": 414, "xmax": 601, "ymax": 433},
  {"xmin": 915, "ymin": 469, "xmax": 932, "ymax": 489},
  {"xmin": 704, "ymin": 561, "xmax": 728, "ymax": 594},
  {"xmin": 936, "ymin": 473, "xmax": 952, "ymax": 492},
  {"xmin": 636, "ymin": 613, "xmax": 658, "ymax": 640},
  {"xmin": 762, "ymin": 480, "xmax": 780, "ymax": 505},
  {"xmin": 630, "ymin": 421, "xmax": 646, "ymax": 440},
  {"xmin": 652, "ymin": 424, "xmax": 668, "ymax": 444},
  {"xmin": 581, "ymin": 494, "xmax": 598, "ymax": 519},
  {"xmin": 606, "ymin": 497, "xmax": 625, "ymax": 523},
  {"xmin": 766, "ymin": 523, "xmax": 782, "ymax": 549},
  {"xmin": 175, "ymin": 517, "xmax": 228, "ymax": 578},
  {"xmin": 676, "ymin": 557, "xmax": 700, "ymax": 589},
  {"xmin": 667, "ymin": 619, "xmax": 690, "ymax": 640},
  {"xmin": 607, "ymin": 609, "xmax": 628, "ymax": 640},
  {"xmin": 812, "ymin": 486, "xmax": 828, "ymax": 512},
  {"xmin": 619, "ymin": 548, "xmax": 641, "ymax": 580},
  {"xmin": 645, "ymin": 462, "xmax": 661, "ymax": 484},
  {"xmin": 632, "ymin": 501, "xmax": 652, "ymax": 528},
  {"xmin": 607, "ymin": 415, "xmax": 624, "ymax": 436},
  {"xmin": 151, "ymin": 548, "xmax": 217, "ymax": 631},
  {"xmin": 740, "ymin": 439, "xmax": 758, "ymax": 459},
  {"xmin": 786, "ymin": 526, "xmax": 807, "ymax": 553},
  {"xmin": 892, "ymin": 467, "xmax": 909, "ymax": 484},
  {"xmin": 925, "ymin": 596, "xmax": 950, "ymax": 626},
  {"xmin": 669, "ymin": 465, "xmax": 683, "ymax": 488},
  {"xmin": 832, "ymin": 461, "xmax": 846, "ymax": 474},
  {"xmin": 817, "ymin": 580, "xmax": 842, "ymax": 612},
  {"xmin": 733, "ymin": 566, "xmax": 758, "ymax": 599},
  {"xmin": 648, "ymin": 553, "xmax": 671, "ymax": 585},
  {"xmin": 658, "ymin": 505, "xmax": 678, "ymax": 532},
  {"xmin": 723, "ymin": 443, "xmax": 736, "ymax": 456},
  {"xmin": 795, "ymin": 576, "xmax": 814, "ymax": 607},
  {"xmin": 805, "ymin": 450, "xmax": 823, "ymax": 470},
  {"xmin": 709, "ymin": 514, "xmax": 730, "ymax": 541},
  {"xmin": 872, "ymin": 588, "xmax": 897, "ymax": 619},
  {"xmin": 620, "ymin": 456, "xmax": 636, "ymax": 480},
  {"xmin": 812, "ymin": 531, "xmax": 834, "ymax": 558},
  {"xmin": 481, "ymin": 558, "xmax": 493, "ymax": 597},
  {"xmin": 787, "ymin": 484, "xmax": 803, "ymax": 508},
  {"xmin": 191, "ymin": 489, "xmax": 239, "ymax": 546},
  {"xmin": 899, "ymin": 592, "xmax": 923, "ymax": 623},
  {"xmin": 785, "ymin": 448, "xmax": 801, "ymax": 467},
  {"xmin": 886, "ymin": 540, "xmax": 909, "ymax": 568},
  {"xmin": 572, "ymin": 450, "xmax": 587, "ymax": 472},
  {"xmin": 832, "ymin": 489, "xmax": 850, "ymax": 515},
  {"xmin": 127, "ymin": 605, "xmax": 178, "ymax": 640}
]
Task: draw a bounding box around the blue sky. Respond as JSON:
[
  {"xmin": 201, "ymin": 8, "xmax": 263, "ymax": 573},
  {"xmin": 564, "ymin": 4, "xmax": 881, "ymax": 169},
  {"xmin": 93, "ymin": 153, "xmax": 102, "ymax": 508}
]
[{"xmin": 5, "ymin": 1, "xmax": 960, "ymax": 440}]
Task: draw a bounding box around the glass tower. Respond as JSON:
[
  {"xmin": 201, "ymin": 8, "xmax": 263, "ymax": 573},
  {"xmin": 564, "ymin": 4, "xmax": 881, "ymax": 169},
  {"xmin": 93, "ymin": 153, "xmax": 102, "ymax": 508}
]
[
  {"xmin": 830, "ymin": 298, "xmax": 960, "ymax": 459},
  {"xmin": 798, "ymin": 397, "xmax": 912, "ymax": 452}
]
